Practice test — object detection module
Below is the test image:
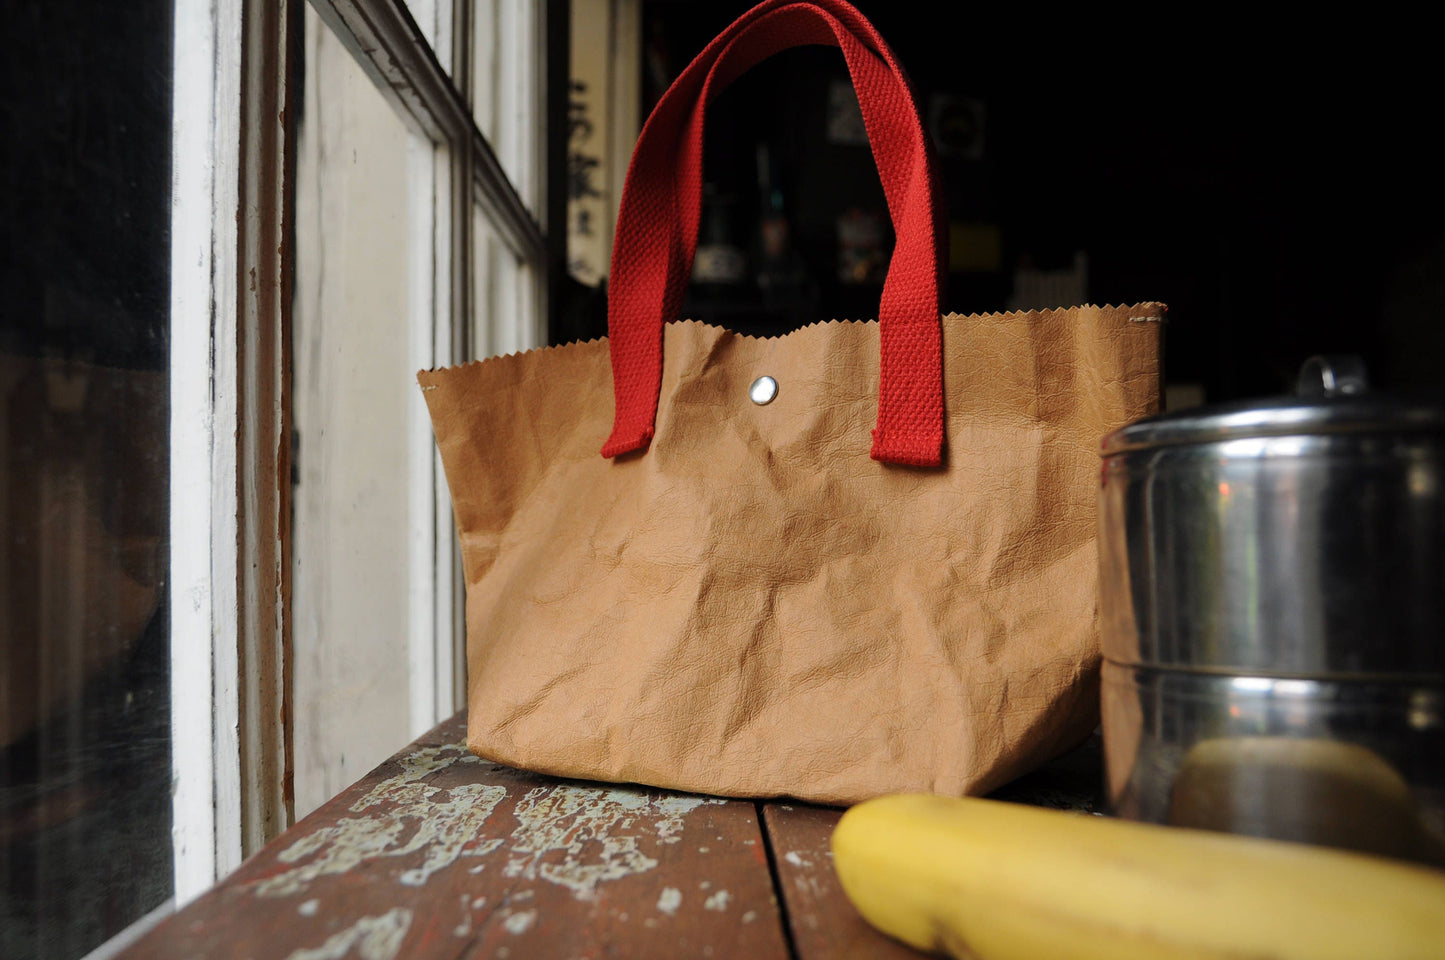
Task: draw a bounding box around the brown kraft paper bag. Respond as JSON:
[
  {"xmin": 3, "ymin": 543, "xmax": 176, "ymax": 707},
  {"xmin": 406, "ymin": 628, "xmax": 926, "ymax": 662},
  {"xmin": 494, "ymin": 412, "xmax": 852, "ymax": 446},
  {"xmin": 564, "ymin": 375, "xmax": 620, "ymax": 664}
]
[{"xmin": 419, "ymin": 0, "xmax": 1162, "ymax": 805}]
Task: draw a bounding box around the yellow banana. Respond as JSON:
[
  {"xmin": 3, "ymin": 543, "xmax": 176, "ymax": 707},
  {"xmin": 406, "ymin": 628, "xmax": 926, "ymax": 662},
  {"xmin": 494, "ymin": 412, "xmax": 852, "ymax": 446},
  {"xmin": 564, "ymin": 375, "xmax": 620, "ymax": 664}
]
[{"xmin": 830, "ymin": 793, "xmax": 1445, "ymax": 960}]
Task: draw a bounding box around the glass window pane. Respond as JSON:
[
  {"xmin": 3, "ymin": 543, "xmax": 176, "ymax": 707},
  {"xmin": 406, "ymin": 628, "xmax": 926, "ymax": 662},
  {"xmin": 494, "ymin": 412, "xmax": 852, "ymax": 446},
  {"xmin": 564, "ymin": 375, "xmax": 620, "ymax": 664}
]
[
  {"xmin": 0, "ymin": 3, "xmax": 174, "ymax": 958},
  {"xmin": 291, "ymin": 6, "xmax": 423, "ymax": 818},
  {"xmin": 473, "ymin": 209, "xmax": 541, "ymax": 359},
  {"xmin": 473, "ymin": 0, "xmax": 544, "ymax": 216}
]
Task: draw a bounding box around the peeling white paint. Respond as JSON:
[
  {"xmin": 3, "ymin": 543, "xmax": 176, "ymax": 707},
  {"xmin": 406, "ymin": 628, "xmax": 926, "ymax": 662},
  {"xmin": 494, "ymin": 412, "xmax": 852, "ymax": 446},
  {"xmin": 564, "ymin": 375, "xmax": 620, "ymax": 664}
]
[
  {"xmin": 454, "ymin": 894, "xmax": 474, "ymax": 937},
  {"xmin": 257, "ymin": 743, "xmax": 506, "ymax": 897},
  {"xmin": 284, "ymin": 907, "xmax": 412, "ymax": 960},
  {"xmin": 652, "ymin": 795, "xmax": 723, "ymax": 845},
  {"xmin": 503, "ymin": 909, "xmax": 536, "ymax": 935},
  {"xmin": 298, "ymin": 899, "xmax": 319, "ymax": 916},
  {"xmin": 501, "ymin": 785, "xmax": 716, "ymax": 900},
  {"xmin": 784, "ymin": 851, "xmax": 812, "ymax": 868},
  {"xmin": 255, "ymin": 746, "xmax": 727, "ymax": 914},
  {"xmin": 742, "ymin": 910, "xmax": 758, "ymax": 924},
  {"xmin": 703, "ymin": 890, "xmax": 731, "ymax": 912},
  {"xmin": 657, "ymin": 887, "xmax": 682, "ymax": 915}
]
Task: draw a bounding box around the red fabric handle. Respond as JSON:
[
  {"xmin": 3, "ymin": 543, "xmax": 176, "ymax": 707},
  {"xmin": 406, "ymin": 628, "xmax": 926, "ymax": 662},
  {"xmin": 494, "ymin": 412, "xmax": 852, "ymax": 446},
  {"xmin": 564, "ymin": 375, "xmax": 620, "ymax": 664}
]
[{"xmin": 602, "ymin": 0, "xmax": 947, "ymax": 466}]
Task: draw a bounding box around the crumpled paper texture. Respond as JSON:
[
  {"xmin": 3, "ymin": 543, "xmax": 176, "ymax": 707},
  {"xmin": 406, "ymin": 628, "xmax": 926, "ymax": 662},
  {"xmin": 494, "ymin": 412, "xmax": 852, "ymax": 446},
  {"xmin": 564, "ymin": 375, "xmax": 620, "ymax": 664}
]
[{"xmin": 419, "ymin": 305, "xmax": 1162, "ymax": 805}]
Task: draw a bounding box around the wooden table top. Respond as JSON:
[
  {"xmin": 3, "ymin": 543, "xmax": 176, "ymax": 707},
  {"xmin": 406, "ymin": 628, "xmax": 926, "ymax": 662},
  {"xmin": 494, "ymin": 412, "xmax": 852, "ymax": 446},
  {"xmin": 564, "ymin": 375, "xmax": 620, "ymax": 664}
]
[{"xmin": 123, "ymin": 713, "xmax": 1101, "ymax": 959}]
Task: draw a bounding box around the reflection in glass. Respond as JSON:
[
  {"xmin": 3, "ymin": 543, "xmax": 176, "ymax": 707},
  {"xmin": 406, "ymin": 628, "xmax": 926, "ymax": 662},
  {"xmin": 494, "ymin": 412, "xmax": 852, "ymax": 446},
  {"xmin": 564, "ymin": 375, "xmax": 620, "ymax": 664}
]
[{"xmin": 0, "ymin": 2, "xmax": 174, "ymax": 958}]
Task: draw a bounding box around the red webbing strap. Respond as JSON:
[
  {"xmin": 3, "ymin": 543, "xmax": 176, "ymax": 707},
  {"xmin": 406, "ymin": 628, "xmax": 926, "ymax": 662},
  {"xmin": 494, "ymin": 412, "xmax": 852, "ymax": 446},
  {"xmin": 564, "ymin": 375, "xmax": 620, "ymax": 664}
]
[{"xmin": 602, "ymin": 0, "xmax": 946, "ymax": 466}]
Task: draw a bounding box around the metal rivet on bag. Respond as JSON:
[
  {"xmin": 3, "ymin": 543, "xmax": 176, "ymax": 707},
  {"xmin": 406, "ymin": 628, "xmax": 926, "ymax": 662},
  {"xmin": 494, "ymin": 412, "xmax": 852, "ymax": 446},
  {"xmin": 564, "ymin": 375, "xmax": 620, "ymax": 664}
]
[{"xmin": 749, "ymin": 376, "xmax": 778, "ymax": 405}]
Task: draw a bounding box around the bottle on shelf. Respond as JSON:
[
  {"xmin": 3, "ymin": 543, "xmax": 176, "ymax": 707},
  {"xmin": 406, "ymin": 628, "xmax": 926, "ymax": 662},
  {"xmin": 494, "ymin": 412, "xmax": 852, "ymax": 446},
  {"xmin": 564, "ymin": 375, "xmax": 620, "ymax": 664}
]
[{"xmin": 753, "ymin": 142, "xmax": 816, "ymax": 317}]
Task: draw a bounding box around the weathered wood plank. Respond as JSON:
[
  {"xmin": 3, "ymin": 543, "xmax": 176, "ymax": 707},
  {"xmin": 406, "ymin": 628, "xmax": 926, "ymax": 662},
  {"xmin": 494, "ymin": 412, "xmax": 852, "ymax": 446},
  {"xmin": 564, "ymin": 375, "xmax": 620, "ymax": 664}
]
[
  {"xmin": 765, "ymin": 735, "xmax": 1107, "ymax": 959},
  {"xmin": 124, "ymin": 714, "xmax": 789, "ymax": 959},
  {"xmin": 763, "ymin": 803, "xmax": 922, "ymax": 960}
]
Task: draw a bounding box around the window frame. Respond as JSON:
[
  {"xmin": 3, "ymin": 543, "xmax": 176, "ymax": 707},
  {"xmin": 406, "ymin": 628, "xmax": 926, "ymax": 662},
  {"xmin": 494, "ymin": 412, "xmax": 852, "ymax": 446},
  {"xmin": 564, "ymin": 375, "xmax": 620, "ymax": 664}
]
[{"xmin": 168, "ymin": 0, "xmax": 556, "ymax": 908}]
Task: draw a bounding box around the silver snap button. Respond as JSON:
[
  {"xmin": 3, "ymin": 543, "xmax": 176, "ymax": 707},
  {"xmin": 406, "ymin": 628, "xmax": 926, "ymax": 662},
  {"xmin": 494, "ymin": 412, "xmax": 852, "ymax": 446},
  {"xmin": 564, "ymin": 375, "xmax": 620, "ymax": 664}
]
[{"xmin": 749, "ymin": 376, "xmax": 778, "ymax": 405}]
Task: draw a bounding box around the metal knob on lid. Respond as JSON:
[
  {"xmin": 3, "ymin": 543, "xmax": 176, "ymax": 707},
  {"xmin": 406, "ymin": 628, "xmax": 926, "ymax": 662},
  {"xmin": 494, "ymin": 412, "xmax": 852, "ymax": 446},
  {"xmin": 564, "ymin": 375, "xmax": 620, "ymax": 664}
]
[{"xmin": 1296, "ymin": 354, "xmax": 1370, "ymax": 398}]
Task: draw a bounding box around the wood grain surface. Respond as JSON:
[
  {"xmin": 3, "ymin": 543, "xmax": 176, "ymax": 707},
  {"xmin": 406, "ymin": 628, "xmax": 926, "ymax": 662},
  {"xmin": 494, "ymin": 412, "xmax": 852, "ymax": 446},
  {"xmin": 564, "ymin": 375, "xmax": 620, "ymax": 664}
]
[
  {"xmin": 124, "ymin": 714, "xmax": 1101, "ymax": 958},
  {"xmin": 763, "ymin": 803, "xmax": 921, "ymax": 960},
  {"xmin": 124, "ymin": 715, "xmax": 790, "ymax": 959}
]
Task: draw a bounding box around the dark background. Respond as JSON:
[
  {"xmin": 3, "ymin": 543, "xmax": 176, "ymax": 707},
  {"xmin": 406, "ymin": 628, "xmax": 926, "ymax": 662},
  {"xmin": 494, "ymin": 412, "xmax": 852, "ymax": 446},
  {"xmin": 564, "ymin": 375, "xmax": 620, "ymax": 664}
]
[{"xmin": 594, "ymin": 1, "xmax": 1445, "ymax": 403}]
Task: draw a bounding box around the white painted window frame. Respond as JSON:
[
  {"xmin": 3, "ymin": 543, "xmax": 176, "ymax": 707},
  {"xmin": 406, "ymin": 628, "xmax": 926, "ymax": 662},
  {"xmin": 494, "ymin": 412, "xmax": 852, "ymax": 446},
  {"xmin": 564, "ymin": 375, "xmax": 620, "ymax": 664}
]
[
  {"xmin": 171, "ymin": 0, "xmax": 247, "ymax": 900},
  {"xmin": 169, "ymin": 0, "xmax": 551, "ymax": 911}
]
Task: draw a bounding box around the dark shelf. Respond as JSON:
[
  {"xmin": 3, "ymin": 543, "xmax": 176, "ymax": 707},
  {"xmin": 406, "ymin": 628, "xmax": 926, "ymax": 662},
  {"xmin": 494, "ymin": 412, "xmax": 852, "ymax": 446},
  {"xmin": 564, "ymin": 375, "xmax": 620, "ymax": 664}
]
[{"xmin": 619, "ymin": 1, "xmax": 1445, "ymax": 402}]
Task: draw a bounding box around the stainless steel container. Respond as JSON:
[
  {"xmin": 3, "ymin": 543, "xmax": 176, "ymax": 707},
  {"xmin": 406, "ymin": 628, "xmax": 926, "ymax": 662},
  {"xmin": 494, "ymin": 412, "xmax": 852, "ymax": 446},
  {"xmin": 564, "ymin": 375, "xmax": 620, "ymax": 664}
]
[{"xmin": 1098, "ymin": 358, "xmax": 1445, "ymax": 864}]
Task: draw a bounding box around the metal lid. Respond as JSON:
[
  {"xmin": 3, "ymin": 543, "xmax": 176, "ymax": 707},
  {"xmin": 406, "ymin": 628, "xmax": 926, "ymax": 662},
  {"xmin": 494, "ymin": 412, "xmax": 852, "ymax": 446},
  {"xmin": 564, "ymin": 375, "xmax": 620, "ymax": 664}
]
[{"xmin": 1103, "ymin": 355, "xmax": 1445, "ymax": 456}]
